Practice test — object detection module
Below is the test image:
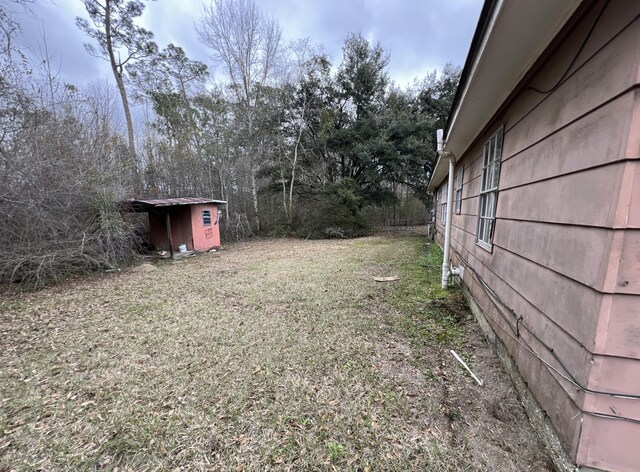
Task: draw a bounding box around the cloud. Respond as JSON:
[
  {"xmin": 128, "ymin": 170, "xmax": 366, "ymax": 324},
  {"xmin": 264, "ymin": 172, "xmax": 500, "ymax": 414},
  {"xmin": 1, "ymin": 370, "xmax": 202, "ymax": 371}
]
[
  {"xmin": 13, "ymin": 0, "xmax": 110, "ymax": 84},
  {"xmin": 258, "ymin": 0, "xmax": 482, "ymax": 84},
  {"xmin": 13, "ymin": 0, "xmax": 482, "ymax": 87}
]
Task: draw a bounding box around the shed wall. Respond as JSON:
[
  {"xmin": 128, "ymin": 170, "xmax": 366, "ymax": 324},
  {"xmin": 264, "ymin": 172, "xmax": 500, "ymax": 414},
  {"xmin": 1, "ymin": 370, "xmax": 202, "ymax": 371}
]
[
  {"xmin": 148, "ymin": 207, "xmax": 193, "ymax": 252},
  {"xmin": 190, "ymin": 204, "xmax": 222, "ymax": 251},
  {"xmin": 434, "ymin": 2, "xmax": 640, "ymax": 470}
]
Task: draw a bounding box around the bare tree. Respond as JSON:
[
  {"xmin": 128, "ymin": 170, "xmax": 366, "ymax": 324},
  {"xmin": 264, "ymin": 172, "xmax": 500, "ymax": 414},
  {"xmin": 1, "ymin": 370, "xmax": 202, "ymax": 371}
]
[
  {"xmin": 281, "ymin": 39, "xmax": 323, "ymax": 224},
  {"xmin": 31, "ymin": 23, "xmax": 63, "ymax": 115},
  {"xmin": 197, "ymin": 0, "xmax": 281, "ymax": 231},
  {"xmin": 0, "ymin": 74, "xmax": 139, "ymax": 288},
  {"xmin": 76, "ymin": 0, "xmax": 157, "ymax": 156}
]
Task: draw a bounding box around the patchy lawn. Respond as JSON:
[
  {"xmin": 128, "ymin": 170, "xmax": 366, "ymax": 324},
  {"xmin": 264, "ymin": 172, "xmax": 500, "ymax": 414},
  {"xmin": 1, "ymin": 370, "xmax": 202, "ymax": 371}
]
[{"xmin": 1, "ymin": 232, "xmax": 551, "ymax": 471}]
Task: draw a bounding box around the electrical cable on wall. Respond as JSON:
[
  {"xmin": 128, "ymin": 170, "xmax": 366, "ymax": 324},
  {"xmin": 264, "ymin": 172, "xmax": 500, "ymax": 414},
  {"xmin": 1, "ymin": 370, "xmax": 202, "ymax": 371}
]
[
  {"xmin": 447, "ymin": 245, "xmax": 640, "ymax": 402},
  {"xmin": 446, "ymin": 265, "xmax": 640, "ymax": 426},
  {"xmin": 468, "ymin": 285, "xmax": 640, "ymax": 426},
  {"xmin": 503, "ymin": 3, "xmax": 640, "ymax": 143},
  {"xmin": 525, "ymin": 0, "xmax": 609, "ymax": 95}
]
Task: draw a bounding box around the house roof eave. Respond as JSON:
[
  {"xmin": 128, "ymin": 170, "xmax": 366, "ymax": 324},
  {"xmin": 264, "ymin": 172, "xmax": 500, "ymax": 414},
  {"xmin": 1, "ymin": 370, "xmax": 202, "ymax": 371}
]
[{"xmin": 427, "ymin": 0, "xmax": 583, "ymax": 193}]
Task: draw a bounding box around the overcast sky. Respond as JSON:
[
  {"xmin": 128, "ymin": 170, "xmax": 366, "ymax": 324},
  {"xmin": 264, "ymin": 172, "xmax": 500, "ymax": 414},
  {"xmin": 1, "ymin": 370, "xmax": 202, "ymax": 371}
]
[{"xmin": 12, "ymin": 0, "xmax": 483, "ymax": 88}]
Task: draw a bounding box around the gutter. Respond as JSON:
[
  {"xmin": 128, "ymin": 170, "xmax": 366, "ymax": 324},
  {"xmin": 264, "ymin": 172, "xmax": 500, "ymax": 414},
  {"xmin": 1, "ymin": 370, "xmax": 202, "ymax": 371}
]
[
  {"xmin": 443, "ymin": 0, "xmax": 500, "ymax": 139},
  {"xmin": 428, "ymin": 0, "xmax": 499, "ymax": 289},
  {"xmin": 426, "ymin": 0, "xmax": 500, "ymax": 195}
]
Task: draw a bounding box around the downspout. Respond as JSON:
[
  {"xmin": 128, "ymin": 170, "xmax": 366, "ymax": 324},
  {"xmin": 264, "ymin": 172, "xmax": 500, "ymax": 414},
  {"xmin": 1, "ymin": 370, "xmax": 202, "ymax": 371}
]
[{"xmin": 437, "ymin": 129, "xmax": 463, "ymax": 289}]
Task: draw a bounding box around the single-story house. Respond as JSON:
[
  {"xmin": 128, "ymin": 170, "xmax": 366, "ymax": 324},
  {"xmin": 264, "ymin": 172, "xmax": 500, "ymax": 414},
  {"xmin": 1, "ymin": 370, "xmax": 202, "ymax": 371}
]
[
  {"xmin": 427, "ymin": 1, "xmax": 639, "ymax": 471},
  {"xmin": 126, "ymin": 197, "xmax": 226, "ymax": 256}
]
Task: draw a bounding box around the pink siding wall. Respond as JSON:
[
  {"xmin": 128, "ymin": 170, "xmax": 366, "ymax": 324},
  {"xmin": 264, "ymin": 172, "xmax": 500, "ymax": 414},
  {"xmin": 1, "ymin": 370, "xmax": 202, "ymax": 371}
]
[
  {"xmin": 148, "ymin": 204, "xmax": 222, "ymax": 252},
  {"xmin": 435, "ymin": 2, "xmax": 640, "ymax": 470},
  {"xmin": 190, "ymin": 204, "xmax": 221, "ymax": 251}
]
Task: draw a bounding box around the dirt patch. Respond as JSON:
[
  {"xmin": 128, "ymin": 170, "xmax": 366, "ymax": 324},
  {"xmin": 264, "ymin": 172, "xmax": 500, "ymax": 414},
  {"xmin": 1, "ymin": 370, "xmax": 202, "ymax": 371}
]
[
  {"xmin": 130, "ymin": 263, "xmax": 157, "ymax": 273},
  {"xmin": 440, "ymin": 321, "xmax": 554, "ymax": 471},
  {"xmin": 371, "ymin": 238, "xmax": 553, "ymax": 471},
  {"xmin": 0, "ymin": 234, "xmax": 553, "ymax": 470}
]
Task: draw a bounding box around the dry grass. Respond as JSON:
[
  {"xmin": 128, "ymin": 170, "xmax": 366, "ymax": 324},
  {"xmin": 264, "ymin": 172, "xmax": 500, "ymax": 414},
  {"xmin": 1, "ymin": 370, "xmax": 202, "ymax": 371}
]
[{"xmin": 1, "ymin": 232, "xmax": 551, "ymax": 471}]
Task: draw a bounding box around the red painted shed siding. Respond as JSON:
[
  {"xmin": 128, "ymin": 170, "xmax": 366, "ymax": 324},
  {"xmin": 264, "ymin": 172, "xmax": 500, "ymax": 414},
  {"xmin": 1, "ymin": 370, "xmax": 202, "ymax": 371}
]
[
  {"xmin": 435, "ymin": 2, "xmax": 640, "ymax": 470},
  {"xmin": 148, "ymin": 207, "xmax": 193, "ymax": 251},
  {"xmin": 190, "ymin": 204, "xmax": 221, "ymax": 251},
  {"xmin": 147, "ymin": 204, "xmax": 222, "ymax": 252}
]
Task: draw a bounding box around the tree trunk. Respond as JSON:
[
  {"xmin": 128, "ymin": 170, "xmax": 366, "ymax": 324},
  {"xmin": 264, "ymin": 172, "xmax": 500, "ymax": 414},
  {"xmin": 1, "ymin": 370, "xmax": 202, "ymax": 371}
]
[
  {"xmin": 104, "ymin": 0, "xmax": 135, "ymax": 156},
  {"xmin": 247, "ymin": 112, "xmax": 260, "ymax": 232},
  {"xmin": 250, "ymin": 162, "xmax": 259, "ymax": 232},
  {"xmin": 221, "ymin": 152, "xmax": 230, "ymax": 219},
  {"xmin": 114, "ymin": 72, "xmax": 135, "ymax": 154},
  {"xmin": 288, "ymin": 124, "xmax": 303, "ymax": 224},
  {"xmin": 281, "ymin": 165, "xmax": 289, "ymax": 224}
]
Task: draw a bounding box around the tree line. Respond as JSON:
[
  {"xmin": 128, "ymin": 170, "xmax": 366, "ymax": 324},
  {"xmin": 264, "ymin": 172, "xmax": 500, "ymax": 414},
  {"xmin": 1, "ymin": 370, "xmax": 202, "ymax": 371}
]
[{"xmin": 0, "ymin": 0, "xmax": 459, "ymax": 287}]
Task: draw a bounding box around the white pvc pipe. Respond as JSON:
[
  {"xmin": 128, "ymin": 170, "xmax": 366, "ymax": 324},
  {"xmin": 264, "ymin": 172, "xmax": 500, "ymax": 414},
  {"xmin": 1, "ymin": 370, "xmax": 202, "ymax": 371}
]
[
  {"xmin": 441, "ymin": 156, "xmax": 455, "ymax": 289},
  {"xmin": 450, "ymin": 349, "xmax": 484, "ymax": 386}
]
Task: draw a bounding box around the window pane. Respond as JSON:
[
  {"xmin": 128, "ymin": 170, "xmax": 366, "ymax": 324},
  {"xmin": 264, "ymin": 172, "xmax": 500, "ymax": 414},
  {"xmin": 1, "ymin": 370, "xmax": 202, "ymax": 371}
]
[
  {"xmin": 491, "ymin": 161, "xmax": 501, "ymax": 189},
  {"xmin": 480, "ymin": 193, "xmax": 492, "ymax": 218},
  {"xmin": 477, "ymin": 129, "xmax": 503, "ymax": 247},
  {"xmin": 478, "ymin": 218, "xmax": 487, "ymax": 243},
  {"xmin": 488, "ymin": 163, "xmax": 495, "ymax": 190},
  {"xmin": 486, "ymin": 192, "xmax": 496, "ymax": 218},
  {"xmin": 490, "ymin": 135, "xmax": 496, "ymax": 163},
  {"xmin": 456, "ymin": 167, "xmax": 464, "ymax": 188},
  {"xmin": 481, "ymin": 166, "xmax": 487, "ymax": 191}
]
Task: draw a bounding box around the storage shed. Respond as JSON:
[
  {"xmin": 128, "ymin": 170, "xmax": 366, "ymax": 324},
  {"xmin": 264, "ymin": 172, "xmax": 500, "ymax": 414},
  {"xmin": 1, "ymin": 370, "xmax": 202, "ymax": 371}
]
[{"xmin": 127, "ymin": 198, "xmax": 226, "ymax": 257}]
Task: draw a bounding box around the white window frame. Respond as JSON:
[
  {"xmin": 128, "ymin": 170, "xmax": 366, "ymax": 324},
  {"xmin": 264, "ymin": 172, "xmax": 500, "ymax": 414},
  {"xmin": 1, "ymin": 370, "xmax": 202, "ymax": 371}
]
[
  {"xmin": 440, "ymin": 181, "xmax": 448, "ymax": 225},
  {"xmin": 476, "ymin": 128, "xmax": 503, "ymax": 251},
  {"xmin": 454, "ymin": 166, "xmax": 463, "ymax": 214}
]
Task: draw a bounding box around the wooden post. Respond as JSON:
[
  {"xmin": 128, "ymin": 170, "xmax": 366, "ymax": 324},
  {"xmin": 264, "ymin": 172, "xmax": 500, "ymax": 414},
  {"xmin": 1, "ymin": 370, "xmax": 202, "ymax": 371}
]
[{"xmin": 165, "ymin": 210, "xmax": 174, "ymax": 259}]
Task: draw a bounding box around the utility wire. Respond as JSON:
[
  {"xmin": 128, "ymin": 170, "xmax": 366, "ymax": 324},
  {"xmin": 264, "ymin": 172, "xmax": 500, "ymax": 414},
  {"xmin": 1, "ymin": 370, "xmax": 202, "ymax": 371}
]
[
  {"xmin": 468, "ymin": 284, "xmax": 640, "ymax": 425},
  {"xmin": 525, "ymin": 0, "xmax": 610, "ymax": 95},
  {"xmin": 446, "ymin": 246, "xmax": 640, "ymax": 404},
  {"xmin": 447, "ymin": 267, "xmax": 640, "ymax": 426}
]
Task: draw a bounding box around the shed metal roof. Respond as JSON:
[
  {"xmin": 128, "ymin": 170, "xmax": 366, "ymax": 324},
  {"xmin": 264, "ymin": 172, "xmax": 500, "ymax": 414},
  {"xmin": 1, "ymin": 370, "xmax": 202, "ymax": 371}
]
[{"xmin": 129, "ymin": 197, "xmax": 227, "ymax": 207}]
